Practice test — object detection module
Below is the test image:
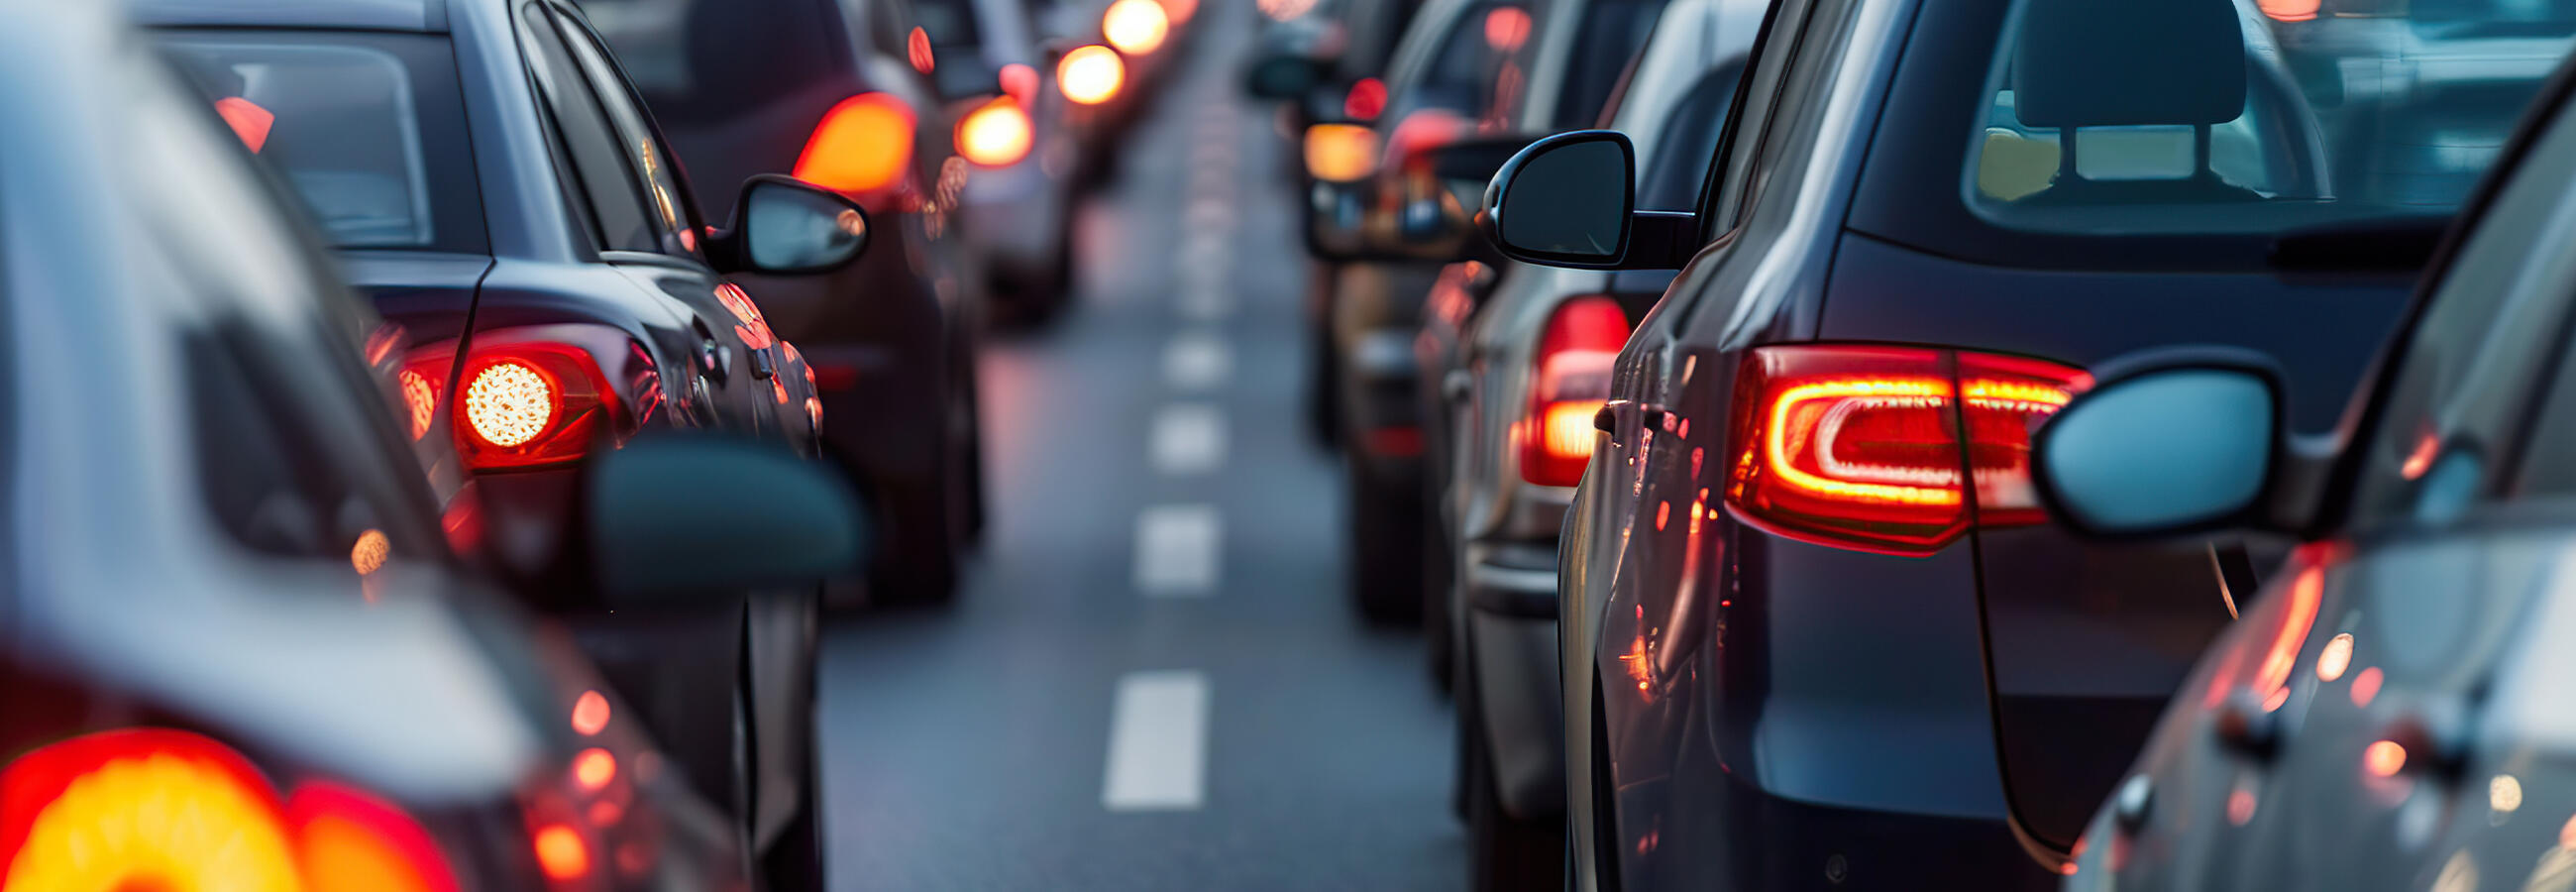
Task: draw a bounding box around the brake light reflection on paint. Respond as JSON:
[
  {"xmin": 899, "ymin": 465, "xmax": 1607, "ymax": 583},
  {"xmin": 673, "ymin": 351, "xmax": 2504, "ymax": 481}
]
[
  {"xmin": 531, "ymin": 824, "xmax": 591, "ymax": 881},
  {"xmin": 2365, "ymin": 739, "xmax": 2409, "ymax": 777},
  {"xmin": 572, "ymin": 690, "xmax": 611, "ymax": 736}
]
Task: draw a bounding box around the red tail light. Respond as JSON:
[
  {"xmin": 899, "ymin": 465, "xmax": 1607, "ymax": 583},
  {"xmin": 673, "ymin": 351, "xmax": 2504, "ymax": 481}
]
[
  {"xmin": 792, "ymin": 92, "xmax": 915, "ymax": 196},
  {"xmin": 406, "ymin": 330, "xmax": 652, "ymax": 473},
  {"xmin": 1724, "ymin": 345, "xmax": 2088, "ymax": 554},
  {"xmin": 1518, "ymin": 296, "xmax": 1630, "ymax": 487},
  {"xmin": 0, "ymin": 729, "xmax": 457, "ymax": 892},
  {"xmin": 956, "ymin": 97, "xmax": 1035, "ymax": 167},
  {"xmin": 1342, "ymin": 76, "xmax": 1387, "ymax": 121}
]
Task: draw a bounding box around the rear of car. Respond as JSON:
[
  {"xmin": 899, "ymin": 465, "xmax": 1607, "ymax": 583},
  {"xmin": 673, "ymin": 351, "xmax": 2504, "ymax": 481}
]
[
  {"xmin": 587, "ymin": 0, "xmax": 988, "ymax": 604},
  {"xmin": 1551, "ymin": 0, "xmax": 2576, "ymax": 885},
  {"xmin": 0, "ymin": 5, "xmax": 744, "ymax": 886},
  {"xmin": 920, "ymin": 0, "xmax": 1087, "ymax": 316}
]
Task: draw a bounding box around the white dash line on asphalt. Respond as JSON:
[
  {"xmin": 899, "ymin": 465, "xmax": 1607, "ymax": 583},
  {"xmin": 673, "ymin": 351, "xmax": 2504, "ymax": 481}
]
[
  {"xmin": 1163, "ymin": 331, "xmax": 1234, "ymax": 391},
  {"xmin": 1103, "ymin": 670, "xmax": 1210, "ymax": 811},
  {"xmin": 1133, "ymin": 504, "xmax": 1222, "ymax": 596},
  {"xmin": 1149, "ymin": 403, "xmax": 1228, "ymax": 475}
]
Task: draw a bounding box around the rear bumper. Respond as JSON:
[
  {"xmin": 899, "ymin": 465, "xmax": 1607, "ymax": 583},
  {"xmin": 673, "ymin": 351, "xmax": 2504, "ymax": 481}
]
[{"xmin": 1466, "ymin": 538, "xmax": 1565, "ymax": 821}]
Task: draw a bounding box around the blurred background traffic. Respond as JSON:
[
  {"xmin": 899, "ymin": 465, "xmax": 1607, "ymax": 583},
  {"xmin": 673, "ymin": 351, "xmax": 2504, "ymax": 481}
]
[{"xmin": 9, "ymin": 0, "xmax": 2576, "ymax": 889}]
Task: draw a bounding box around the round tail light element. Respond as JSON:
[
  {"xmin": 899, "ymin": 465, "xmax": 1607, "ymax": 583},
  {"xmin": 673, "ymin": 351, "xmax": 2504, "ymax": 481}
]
[
  {"xmin": 956, "ymin": 97, "xmax": 1035, "ymax": 167},
  {"xmin": 1058, "ymin": 45, "xmax": 1125, "ymax": 105},
  {"xmin": 462, "ymin": 361, "xmax": 555, "ymax": 449},
  {"xmin": 1104, "ymin": 0, "xmax": 1170, "ymax": 55}
]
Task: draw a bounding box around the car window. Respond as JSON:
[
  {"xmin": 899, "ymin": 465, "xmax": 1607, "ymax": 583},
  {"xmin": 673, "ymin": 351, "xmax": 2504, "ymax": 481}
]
[
  {"xmin": 1959, "ymin": 0, "xmax": 2576, "ymax": 239},
  {"xmin": 1639, "ymin": 64, "xmax": 1741, "ymax": 210},
  {"xmin": 521, "ymin": 5, "xmax": 661, "ymax": 253},
  {"xmin": 1402, "ymin": 2, "xmax": 1530, "ymax": 123},
  {"xmin": 158, "ymin": 31, "xmax": 488, "ymax": 254},
  {"xmin": 550, "ymin": 5, "xmax": 705, "ymax": 257},
  {"xmin": 121, "ymin": 46, "xmax": 443, "ymax": 573},
  {"xmin": 1552, "ymin": 0, "xmax": 1670, "ymax": 130},
  {"xmin": 1691, "ymin": 0, "xmax": 1800, "ymax": 235},
  {"xmin": 2348, "ymin": 94, "xmax": 2576, "ymax": 527},
  {"xmin": 583, "ymin": 0, "xmax": 844, "ymax": 122}
]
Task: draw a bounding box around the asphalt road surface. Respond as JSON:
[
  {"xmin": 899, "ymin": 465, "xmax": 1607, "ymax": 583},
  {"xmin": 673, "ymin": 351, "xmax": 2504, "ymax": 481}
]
[{"xmin": 815, "ymin": 8, "xmax": 1468, "ymax": 889}]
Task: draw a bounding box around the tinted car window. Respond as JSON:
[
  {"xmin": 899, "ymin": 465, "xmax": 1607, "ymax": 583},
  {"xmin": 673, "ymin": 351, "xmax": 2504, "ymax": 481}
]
[
  {"xmin": 521, "ymin": 8, "xmax": 660, "ymax": 253},
  {"xmin": 551, "ymin": 7, "xmax": 703, "ymax": 256},
  {"xmin": 160, "ymin": 32, "xmax": 488, "ymax": 254},
  {"xmin": 1639, "ymin": 64, "xmax": 1741, "ymax": 210},
  {"xmin": 1412, "ymin": 3, "xmax": 1530, "ymax": 120},
  {"xmin": 582, "ymin": 0, "xmax": 843, "ymax": 122},
  {"xmin": 1961, "ymin": 0, "xmax": 2576, "ymax": 238},
  {"xmin": 1553, "ymin": 0, "xmax": 1670, "ymax": 129}
]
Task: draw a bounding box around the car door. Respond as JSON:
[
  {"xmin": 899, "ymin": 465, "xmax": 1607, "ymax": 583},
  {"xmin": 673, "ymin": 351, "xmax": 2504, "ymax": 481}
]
[
  {"xmin": 1560, "ymin": 0, "xmax": 1816, "ymax": 878},
  {"xmin": 516, "ymin": 3, "xmax": 787, "ymax": 444}
]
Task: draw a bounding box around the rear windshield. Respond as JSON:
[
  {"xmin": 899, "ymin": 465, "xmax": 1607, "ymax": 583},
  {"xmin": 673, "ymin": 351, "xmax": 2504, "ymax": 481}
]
[
  {"xmin": 1851, "ymin": 0, "xmax": 2576, "ymax": 267},
  {"xmin": 159, "ymin": 32, "xmax": 486, "ymax": 254},
  {"xmin": 1966, "ymin": 0, "xmax": 2576, "ymax": 237}
]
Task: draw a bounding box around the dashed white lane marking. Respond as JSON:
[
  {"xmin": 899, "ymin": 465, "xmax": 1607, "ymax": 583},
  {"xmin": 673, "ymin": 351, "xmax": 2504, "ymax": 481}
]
[
  {"xmin": 1133, "ymin": 504, "xmax": 1222, "ymax": 596},
  {"xmin": 1149, "ymin": 403, "xmax": 1227, "ymax": 475},
  {"xmin": 1163, "ymin": 331, "xmax": 1234, "ymax": 391},
  {"xmin": 1102, "ymin": 671, "xmax": 1210, "ymax": 811}
]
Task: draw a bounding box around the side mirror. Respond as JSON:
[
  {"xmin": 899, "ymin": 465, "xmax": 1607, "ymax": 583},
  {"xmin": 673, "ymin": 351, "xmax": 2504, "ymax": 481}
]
[
  {"xmin": 709, "ymin": 175, "xmax": 871, "ymax": 276},
  {"xmin": 1245, "ymin": 53, "xmax": 1329, "ymax": 100},
  {"xmin": 1478, "ymin": 131, "xmax": 1697, "ymax": 270},
  {"xmin": 2032, "ymin": 353, "xmax": 2283, "ymax": 537},
  {"xmin": 586, "ymin": 435, "xmax": 869, "ymax": 601}
]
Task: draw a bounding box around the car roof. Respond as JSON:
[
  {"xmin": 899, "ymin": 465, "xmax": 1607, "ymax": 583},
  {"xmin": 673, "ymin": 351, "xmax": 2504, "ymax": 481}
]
[{"xmin": 129, "ymin": 0, "xmax": 453, "ymax": 32}]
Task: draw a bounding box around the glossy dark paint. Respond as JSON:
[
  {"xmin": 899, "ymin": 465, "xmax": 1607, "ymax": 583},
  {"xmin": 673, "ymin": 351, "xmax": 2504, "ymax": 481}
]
[
  {"xmin": 595, "ymin": 0, "xmax": 986, "ymax": 603},
  {"xmin": 1563, "ymin": 0, "xmax": 2440, "ymax": 883},
  {"xmin": 144, "ymin": 0, "xmax": 830, "ymax": 868}
]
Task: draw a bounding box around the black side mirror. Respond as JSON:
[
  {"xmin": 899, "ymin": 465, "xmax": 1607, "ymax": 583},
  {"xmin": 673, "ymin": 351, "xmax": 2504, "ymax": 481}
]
[
  {"xmin": 708, "ymin": 175, "xmax": 871, "ymax": 276},
  {"xmin": 586, "ymin": 434, "xmax": 869, "ymax": 602},
  {"xmin": 1478, "ymin": 131, "xmax": 1696, "ymax": 270},
  {"xmin": 1245, "ymin": 53, "xmax": 1328, "ymax": 100}
]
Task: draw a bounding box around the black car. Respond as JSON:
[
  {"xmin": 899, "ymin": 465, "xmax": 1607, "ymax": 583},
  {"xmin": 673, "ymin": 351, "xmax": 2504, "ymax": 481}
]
[
  {"xmin": 2044, "ymin": 51, "xmax": 2576, "ymax": 892},
  {"xmin": 1477, "ymin": 0, "xmax": 2576, "ymax": 884},
  {"xmin": 142, "ymin": 0, "xmax": 878, "ymax": 886},
  {"xmin": 588, "ymin": 0, "xmax": 992, "ymax": 604},
  {"xmin": 0, "ymin": 2, "xmax": 861, "ymax": 887}
]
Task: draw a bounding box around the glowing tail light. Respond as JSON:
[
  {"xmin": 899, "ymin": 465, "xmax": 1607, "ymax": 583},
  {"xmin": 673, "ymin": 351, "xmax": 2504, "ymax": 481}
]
[
  {"xmin": 1725, "ymin": 345, "xmax": 2089, "ymax": 554},
  {"xmin": 1518, "ymin": 296, "xmax": 1630, "ymax": 487},
  {"xmin": 1343, "ymin": 76, "xmax": 1387, "ymax": 122},
  {"xmin": 1304, "ymin": 123, "xmax": 1379, "ymax": 182},
  {"xmin": 449, "ymin": 342, "xmax": 623, "ymax": 471},
  {"xmin": 1057, "ymin": 45, "xmax": 1125, "ymax": 105},
  {"xmin": 0, "ymin": 729, "xmax": 456, "ymax": 892},
  {"xmin": 1104, "ymin": 0, "xmax": 1170, "ymax": 55},
  {"xmin": 956, "ymin": 97, "xmax": 1035, "ymax": 167},
  {"xmin": 792, "ymin": 92, "xmax": 915, "ymax": 195}
]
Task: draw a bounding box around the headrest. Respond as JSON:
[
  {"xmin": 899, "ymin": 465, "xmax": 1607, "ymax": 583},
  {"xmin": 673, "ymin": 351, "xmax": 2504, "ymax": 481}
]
[{"xmin": 2010, "ymin": 0, "xmax": 2247, "ymax": 129}]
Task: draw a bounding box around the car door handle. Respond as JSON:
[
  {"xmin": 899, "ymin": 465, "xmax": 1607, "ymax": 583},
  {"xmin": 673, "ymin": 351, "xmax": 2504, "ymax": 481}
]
[
  {"xmin": 2211, "ymin": 690, "xmax": 2282, "ymax": 758},
  {"xmin": 749, "ymin": 346, "xmax": 777, "ymax": 381},
  {"xmin": 1595, "ymin": 402, "xmax": 1672, "ymax": 434}
]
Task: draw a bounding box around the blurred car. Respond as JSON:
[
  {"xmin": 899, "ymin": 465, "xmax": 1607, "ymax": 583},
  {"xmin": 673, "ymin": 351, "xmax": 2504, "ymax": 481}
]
[
  {"xmin": 143, "ymin": 0, "xmax": 883, "ymax": 885},
  {"xmin": 1473, "ymin": 0, "xmax": 2576, "ymax": 885},
  {"xmin": 0, "ymin": 2, "xmax": 862, "ymax": 887},
  {"xmin": 914, "ymin": 0, "xmax": 1087, "ymax": 320},
  {"xmin": 587, "ymin": 0, "xmax": 991, "ymax": 604},
  {"xmin": 1242, "ymin": 0, "xmax": 1535, "ymax": 622},
  {"xmin": 1416, "ymin": 0, "xmax": 1759, "ymax": 884},
  {"xmin": 1244, "ymin": 0, "xmax": 1428, "ymax": 182},
  {"xmin": 2045, "ymin": 55, "xmax": 2576, "ymax": 892},
  {"xmin": 1040, "ymin": 0, "xmax": 1193, "ymax": 158}
]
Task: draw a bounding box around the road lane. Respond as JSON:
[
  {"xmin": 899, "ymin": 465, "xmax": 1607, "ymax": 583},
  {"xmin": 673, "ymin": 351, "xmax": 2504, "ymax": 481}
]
[{"xmin": 815, "ymin": 2, "xmax": 1466, "ymax": 887}]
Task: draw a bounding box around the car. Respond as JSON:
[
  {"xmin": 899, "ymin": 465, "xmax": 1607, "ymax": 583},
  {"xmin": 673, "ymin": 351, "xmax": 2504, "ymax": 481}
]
[
  {"xmin": 0, "ymin": 1, "xmax": 864, "ymax": 887},
  {"xmin": 1243, "ymin": 0, "xmax": 1539, "ymax": 623},
  {"xmin": 1472, "ymin": 0, "xmax": 2576, "ymax": 885},
  {"xmin": 1415, "ymin": 0, "xmax": 1760, "ymax": 884},
  {"xmin": 912, "ymin": 0, "xmax": 1089, "ymax": 320},
  {"xmin": 586, "ymin": 0, "xmax": 991, "ymax": 605},
  {"xmin": 2045, "ymin": 50, "xmax": 2576, "ymax": 892},
  {"xmin": 141, "ymin": 0, "xmax": 883, "ymax": 886}
]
